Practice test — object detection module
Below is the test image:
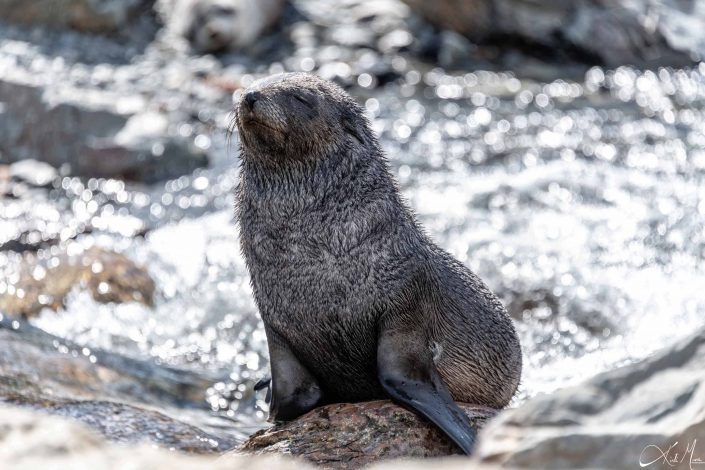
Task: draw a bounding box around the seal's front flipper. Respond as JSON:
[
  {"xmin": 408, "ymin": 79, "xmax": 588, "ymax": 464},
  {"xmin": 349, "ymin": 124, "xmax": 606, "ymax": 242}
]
[
  {"xmin": 377, "ymin": 328, "xmax": 476, "ymax": 455},
  {"xmin": 265, "ymin": 326, "xmax": 323, "ymax": 422}
]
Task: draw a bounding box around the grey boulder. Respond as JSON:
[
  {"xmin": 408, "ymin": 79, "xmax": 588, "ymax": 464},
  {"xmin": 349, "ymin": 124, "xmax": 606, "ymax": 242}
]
[
  {"xmin": 0, "ymin": 0, "xmax": 152, "ymax": 34},
  {"xmin": 402, "ymin": 0, "xmax": 705, "ymax": 67},
  {"xmin": 476, "ymin": 327, "xmax": 705, "ymax": 469},
  {"xmin": 0, "ymin": 65, "xmax": 208, "ymax": 182}
]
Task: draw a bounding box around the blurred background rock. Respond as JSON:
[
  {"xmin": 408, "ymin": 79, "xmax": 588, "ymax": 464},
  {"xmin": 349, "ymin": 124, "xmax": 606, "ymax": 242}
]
[{"xmin": 1, "ymin": 0, "xmax": 705, "ymax": 468}]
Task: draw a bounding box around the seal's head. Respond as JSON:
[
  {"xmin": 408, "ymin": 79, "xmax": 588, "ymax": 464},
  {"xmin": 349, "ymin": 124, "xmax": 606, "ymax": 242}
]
[{"xmin": 234, "ymin": 73, "xmax": 371, "ymax": 162}]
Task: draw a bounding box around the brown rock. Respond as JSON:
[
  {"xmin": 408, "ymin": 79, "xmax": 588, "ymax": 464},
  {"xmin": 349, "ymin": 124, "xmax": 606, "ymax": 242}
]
[
  {"xmin": 237, "ymin": 400, "xmax": 498, "ymax": 469},
  {"xmin": 401, "ymin": 0, "xmax": 492, "ymax": 40},
  {"xmin": 0, "ymin": 246, "xmax": 155, "ymax": 318}
]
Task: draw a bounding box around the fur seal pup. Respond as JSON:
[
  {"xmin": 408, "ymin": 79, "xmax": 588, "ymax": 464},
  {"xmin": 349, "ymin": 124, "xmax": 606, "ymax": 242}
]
[{"xmin": 234, "ymin": 73, "xmax": 522, "ymax": 454}]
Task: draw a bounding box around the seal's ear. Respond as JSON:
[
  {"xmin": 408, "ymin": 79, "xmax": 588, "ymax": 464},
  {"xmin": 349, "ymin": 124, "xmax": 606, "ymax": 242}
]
[{"xmin": 341, "ymin": 109, "xmax": 365, "ymax": 145}]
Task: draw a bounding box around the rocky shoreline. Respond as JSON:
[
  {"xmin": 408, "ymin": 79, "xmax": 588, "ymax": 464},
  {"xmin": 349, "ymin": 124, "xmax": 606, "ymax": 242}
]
[{"xmin": 2, "ymin": 313, "xmax": 703, "ymax": 468}]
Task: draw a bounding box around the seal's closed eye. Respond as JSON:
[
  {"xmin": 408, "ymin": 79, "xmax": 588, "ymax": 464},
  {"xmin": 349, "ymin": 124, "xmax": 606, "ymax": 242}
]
[
  {"xmin": 342, "ymin": 111, "xmax": 365, "ymax": 145},
  {"xmin": 292, "ymin": 94, "xmax": 313, "ymax": 108}
]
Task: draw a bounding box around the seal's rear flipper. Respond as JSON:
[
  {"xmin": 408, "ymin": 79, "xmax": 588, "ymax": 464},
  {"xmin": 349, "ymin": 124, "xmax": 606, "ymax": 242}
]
[{"xmin": 377, "ymin": 328, "xmax": 476, "ymax": 455}]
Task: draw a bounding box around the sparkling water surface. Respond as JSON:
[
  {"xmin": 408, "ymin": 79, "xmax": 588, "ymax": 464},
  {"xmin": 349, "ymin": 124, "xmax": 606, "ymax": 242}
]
[{"xmin": 2, "ymin": 62, "xmax": 705, "ymax": 419}]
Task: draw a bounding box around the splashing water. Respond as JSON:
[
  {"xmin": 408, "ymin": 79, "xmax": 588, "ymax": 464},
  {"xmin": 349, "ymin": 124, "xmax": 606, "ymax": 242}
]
[{"xmin": 4, "ymin": 63, "xmax": 705, "ymax": 419}]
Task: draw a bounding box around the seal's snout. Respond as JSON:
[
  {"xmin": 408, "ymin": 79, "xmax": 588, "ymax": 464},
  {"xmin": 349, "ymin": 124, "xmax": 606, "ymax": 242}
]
[{"xmin": 244, "ymin": 91, "xmax": 261, "ymax": 111}]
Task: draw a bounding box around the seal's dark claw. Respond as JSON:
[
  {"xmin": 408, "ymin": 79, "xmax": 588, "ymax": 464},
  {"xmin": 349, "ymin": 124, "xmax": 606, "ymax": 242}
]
[
  {"xmin": 254, "ymin": 377, "xmax": 271, "ymax": 392},
  {"xmin": 254, "ymin": 377, "xmax": 273, "ymax": 408}
]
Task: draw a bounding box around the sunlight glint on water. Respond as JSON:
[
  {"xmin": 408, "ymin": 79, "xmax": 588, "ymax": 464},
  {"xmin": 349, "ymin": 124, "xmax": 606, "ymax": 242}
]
[{"xmin": 23, "ymin": 64, "xmax": 705, "ymax": 416}]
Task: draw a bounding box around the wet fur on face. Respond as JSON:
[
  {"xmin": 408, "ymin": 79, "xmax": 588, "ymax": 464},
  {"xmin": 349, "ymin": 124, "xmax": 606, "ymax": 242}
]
[{"xmin": 234, "ymin": 73, "xmax": 372, "ymax": 166}]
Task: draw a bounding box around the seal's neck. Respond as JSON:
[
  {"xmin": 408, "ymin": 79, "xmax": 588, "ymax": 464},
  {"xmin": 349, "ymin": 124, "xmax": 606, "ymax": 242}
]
[{"xmin": 240, "ymin": 140, "xmax": 392, "ymax": 201}]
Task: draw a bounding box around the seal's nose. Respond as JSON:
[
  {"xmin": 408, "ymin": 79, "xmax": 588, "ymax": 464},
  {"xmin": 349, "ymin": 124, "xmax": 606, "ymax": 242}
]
[{"xmin": 244, "ymin": 91, "xmax": 261, "ymax": 111}]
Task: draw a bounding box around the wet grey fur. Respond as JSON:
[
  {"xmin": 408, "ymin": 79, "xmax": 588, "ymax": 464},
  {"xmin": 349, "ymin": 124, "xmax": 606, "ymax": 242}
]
[{"xmin": 234, "ymin": 73, "xmax": 522, "ymax": 451}]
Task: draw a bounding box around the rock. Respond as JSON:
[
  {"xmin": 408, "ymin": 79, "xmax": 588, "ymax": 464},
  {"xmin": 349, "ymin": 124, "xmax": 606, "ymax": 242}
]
[
  {"xmin": 0, "ymin": 225, "xmax": 90, "ymax": 254},
  {"xmin": 0, "ymin": 320, "xmax": 494, "ymax": 467},
  {"xmin": 437, "ymin": 30, "xmax": 477, "ymax": 69},
  {"xmin": 0, "ymin": 247, "xmax": 155, "ymax": 318},
  {"xmin": 0, "ymin": 320, "xmax": 501, "ymax": 468},
  {"xmin": 0, "ymin": 406, "xmax": 311, "ymax": 469},
  {"xmin": 0, "ymin": 318, "xmax": 212, "ymax": 409},
  {"xmin": 330, "ymin": 24, "xmax": 377, "ymax": 48},
  {"xmin": 0, "ymin": 164, "xmax": 11, "ymax": 197},
  {"xmin": 0, "ymin": 65, "xmax": 208, "ymax": 182},
  {"xmin": 158, "ymin": 0, "xmax": 286, "ymax": 52},
  {"xmin": 475, "ymin": 327, "xmax": 705, "ymax": 468},
  {"xmin": 0, "ymin": 317, "xmax": 251, "ymax": 448},
  {"xmin": 0, "ymin": 0, "xmax": 152, "ymax": 34},
  {"xmin": 17, "ymin": 400, "xmax": 230, "ymax": 454},
  {"xmin": 9, "ymin": 159, "xmax": 58, "ymax": 188},
  {"xmin": 401, "ymin": 0, "xmax": 701, "ymax": 67},
  {"xmin": 378, "ymin": 29, "xmax": 414, "ymax": 53},
  {"xmin": 237, "ymin": 400, "xmax": 498, "ymax": 468}
]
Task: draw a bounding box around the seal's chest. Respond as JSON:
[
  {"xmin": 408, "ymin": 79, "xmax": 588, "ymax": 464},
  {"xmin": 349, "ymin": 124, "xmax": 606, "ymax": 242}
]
[
  {"xmin": 244, "ymin": 204, "xmax": 384, "ymax": 333},
  {"xmin": 251, "ymin": 218, "xmax": 376, "ymax": 295},
  {"xmin": 250, "ymin": 218, "xmax": 369, "ymax": 263},
  {"xmin": 265, "ymin": 261, "xmax": 376, "ymax": 325},
  {"xmin": 276, "ymin": 304, "xmax": 381, "ymax": 399}
]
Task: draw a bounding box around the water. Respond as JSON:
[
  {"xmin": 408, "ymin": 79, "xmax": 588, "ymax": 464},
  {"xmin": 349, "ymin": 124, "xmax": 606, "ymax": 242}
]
[{"xmin": 3, "ymin": 62, "xmax": 705, "ymax": 422}]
